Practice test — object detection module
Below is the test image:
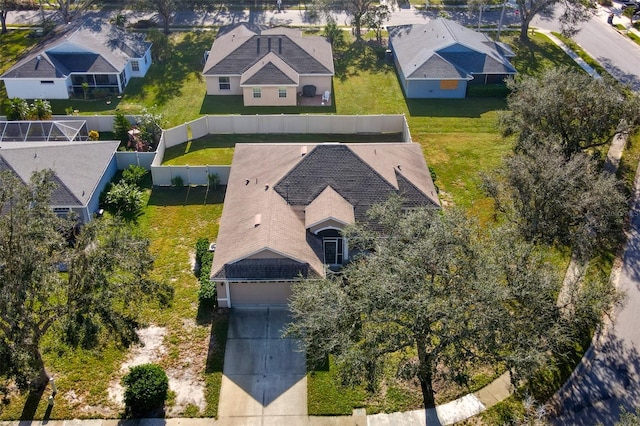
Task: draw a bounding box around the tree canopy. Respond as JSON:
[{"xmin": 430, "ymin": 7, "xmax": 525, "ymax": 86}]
[
  {"xmin": 286, "ymin": 198, "xmax": 614, "ymax": 409},
  {"xmin": 515, "ymin": 0, "xmax": 593, "ymax": 41},
  {"xmin": 312, "ymin": 0, "xmax": 391, "ymax": 40},
  {"xmin": 482, "ymin": 144, "xmax": 627, "ymax": 259},
  {"xmin": 499, "ymin": 68, "xmax": 639, "ymax": 157},
  {"xmin": 0, "ymin": 169, "xmax": 173, "ymax": 390}
]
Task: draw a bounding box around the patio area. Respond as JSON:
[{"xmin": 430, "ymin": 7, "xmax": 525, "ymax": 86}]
[{"xmin": 297, "ymin": 94, "xmax": 332, "ymax": 107}]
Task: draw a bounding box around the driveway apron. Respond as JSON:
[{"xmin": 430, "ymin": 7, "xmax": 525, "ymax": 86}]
[{"xmin": 218, "ymin": 306, "xmax": 307, "ymax": 420}]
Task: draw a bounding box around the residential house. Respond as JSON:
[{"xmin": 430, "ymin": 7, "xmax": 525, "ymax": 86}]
[
  {"xmin": 0, "ymin": 138, "xmax": 120, "ymax": 222},
  {"xmin": 1, "ymin": 20, "xmax": 152, "ymax": 100},
  {"xmin": 388, "ymin": 19, "xmax": 516, "ymax": 99},
  {"xmin": 211, "ymin": 142, "xmax": 440, "ymax": 308},
  {"xmin": 202, "ymin": 24, "xmax": 334, "ymax": 106}
]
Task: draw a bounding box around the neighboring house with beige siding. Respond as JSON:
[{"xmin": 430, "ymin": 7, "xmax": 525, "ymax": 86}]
[
  {"xmin": 211, "ymin": 142, "xmax": 440, "ymax": 308},
  {"xmin": 202, "ymin": 23, "xmax": 334, "ymax": 106}
]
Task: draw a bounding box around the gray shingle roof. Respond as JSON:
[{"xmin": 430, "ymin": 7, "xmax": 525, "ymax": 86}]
[
  {"xmin": 203, "ymin": 23, "xmax": 334, "ymax": 81},
  {"xmin": 0, "ymin": 141, "xmax": 119, "ymax": 207},
  {"xmin": 1, "ymin": 20, "xmax": 150, "ymax": 79},
  {"xmin": 211, "ymin": 143, "xmax": 440, "ymax": 282},
  {"xmin": 388, "ymin": 19, "xmax": 516, "ymax": 81},
  {"xmin": 242, "ymin": 62, "xmax": 297, "ymax": 85}
]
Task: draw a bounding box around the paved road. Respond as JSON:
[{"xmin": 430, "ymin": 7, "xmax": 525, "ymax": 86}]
[{"xmin": 532, "ymin": 2, "xmax": 640, "ymax": 90}]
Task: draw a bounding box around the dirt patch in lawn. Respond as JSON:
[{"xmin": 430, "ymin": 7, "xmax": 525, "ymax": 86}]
[{"xmin": 107, "ymin": 324, "xmax": 207, "ymax": 416}]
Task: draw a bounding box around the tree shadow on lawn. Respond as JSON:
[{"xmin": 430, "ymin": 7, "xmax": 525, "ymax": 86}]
[
  {"xmin": 509, "ymin": 34, "xmax": 579, "ymax": 77},
  {"xmin": 333, "ymin": 41, "xmax": 392, "ymax": 82},
  {"xmin": 199, "ymin": 95, "xmax": 336, "ymax": 114},
  {"xmin": 406, "ymin": 97, "xmax": 507, "ymax": 118},
  {"xmin": 127, "ymin": 31, "xmax": 215, "ymax": 107},
  {"xmin": 147, "ymin": 186, "xmax": 226, "ymax": 207}
]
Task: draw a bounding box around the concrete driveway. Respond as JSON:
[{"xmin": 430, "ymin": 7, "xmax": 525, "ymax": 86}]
[{"xmin": 218, "ymin": 306, "xmax": 307, "ymax": 423}]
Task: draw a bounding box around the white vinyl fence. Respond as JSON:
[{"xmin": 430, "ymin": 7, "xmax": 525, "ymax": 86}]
[{"xmin": 152, "ymin": 114, "xmax": 412, "ymax": 186}]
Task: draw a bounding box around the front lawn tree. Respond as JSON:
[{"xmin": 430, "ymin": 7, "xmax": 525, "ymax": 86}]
[
  {"xmin": 515, "ymin": 0, "xmax": 593, "ymax": 42},
  {"xmin": 0, "ymin": 0, "xmax": 18, "ymax": 33},
  {"xmin": 313, "ymin": 0, "xmax": 388, "ymax": 41},
  {"xmin": 286, "ymin": 198, "xmax": 617, "ymax": 409},
  {"xmin": 499, "ymin": 68, "xmax": 639, "ymax": 156},
  {"xmin": 144, "ymin": 0, "xmax": 176, "ymax": 34},
  {"xmin": 0, "ymin": 169, "xmax": 172, "ymax": 390},
  {"xmin": 288, "ymin": 200, "xmax": 503, "ymax": 408},
  {"xmin": 482, "ymin": 144, "xmax": 628, "ymax": 259}
]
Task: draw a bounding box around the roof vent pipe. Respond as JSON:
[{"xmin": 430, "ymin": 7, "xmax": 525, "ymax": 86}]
[
  {"xmin": 301, "ymin": 146, "xmax": 307, "ymax": 156},
  {"xmin": 279, "ymin": 38, "xmax": 282, "ymax": 54},
  {"xmin": 254, "ymin": 214, "xmax": 262, "ymax": 227},
  {"xmin": 257, "ymin": 38, "xmax": 260, "ymax": 53},
  {"xmin": 268, "ymin": 37, "xmax": 271, "ymax": 51}
]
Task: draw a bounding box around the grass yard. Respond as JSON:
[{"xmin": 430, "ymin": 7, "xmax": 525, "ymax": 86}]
[
  {"xmin": 162, "ymin": 133, "xmax": 403, "ymax": 165},
  {"xmin": 0, "ymin": 184, "xmax": 228, "ymax": 419}
]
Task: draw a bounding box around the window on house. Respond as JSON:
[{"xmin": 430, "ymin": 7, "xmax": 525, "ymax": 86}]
[
  {"xmin": 131, "ymin": 60, "xmax": 140, "ymax": 72},
  {"xmin": 40, "ymin": 80, "xmax": 54, "ymax": 84},
  {"xmin": 278, "ymin": 87, "xmax": 287, "ymax": 98},
  {"xmin": 219, "ymin": 77, "xmax": 230, "ymax": 90},
  {"xmin": 144, "ymin": 54, "xmax": 148, "ymax": 64},
  {"xmin": 323, "ymin": 237, "xmax": 344, "ymax": 265},
  {"xmin": 253, "ymin": 87, "xmax": 262, "ymax": 98}
]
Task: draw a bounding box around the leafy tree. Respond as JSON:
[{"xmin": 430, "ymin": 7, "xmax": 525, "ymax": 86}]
[
  {"xmin": 362, "ymin": 3, "xmax": 391, "ymax": 44},
  {"xmin": 483, "ymin": 144, "xmax": 627, "ymax": 259},
  {"xmin": 313, "ymin": 0, "xmax": 386, "ymax": 40},
  {"xmin": 623, "ymin": 5, "xmax": 636, "ymax": 25},
  {"xmin": 144, "ymin": 0, "xmax": 176, "ymax": 34},
  {"xmin": 5, "ymin": 97, "xmax": 30, "ymax": 120},
  {"xmin": 499, "ymin": 68, "xmax": 639, "ymax": 157},
  {"xmin": 29, "ymin": 99, "xmax": 52, "ymax": 120},
  {"xmin": 0, "ymin": 169, "xmax": 172, "ymax": 389},
  {"xmin": 286, "ymin": 198, "xmax": 617, "ymax": 409},
  {"xmin": 514, "ymin": 0, "xmax": 593, "ymax": 42},
  {"xmin": 123, "ymin": 363, "xmax": 169, "ymax": 416},
  {"xmin": 103, "ymin": 181, "xmax": 144, "ymax": 216},
  {"xmin": 323, "ymin": 17, "xmax": 346, "ymax": 48},
  {"xmin": 122, "ymin": 164, "xmax": 149, "ymax": 187},
  {"xmin": 113, "ymin": 112, "xmax": 133, "ymax": 145},
  {"xmin": 0, "ymin": 0, "xmax": 19, "ymax": 34}
]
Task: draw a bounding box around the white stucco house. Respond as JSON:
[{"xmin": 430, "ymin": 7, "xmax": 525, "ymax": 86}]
[
  {"xmin": 202, "ymin": 23, "xmax": 334, "ymax": 107},
  {"xmin": 1, "ymin": 20, "xmax": 152, "ymax": 100}
]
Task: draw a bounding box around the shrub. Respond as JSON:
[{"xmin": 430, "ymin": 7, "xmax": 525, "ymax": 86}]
[
  {"xmin": 198, "ymin": 250, "xmax": 216, "ymax": 303},
  {"xmin": 88, "ymin": 130, "xmax": 100, "ymax": 141},
  {"xmin": 5, "ymin": 98, "xmax": 30, "ymax": 120},
  {"xmin": 122, "ymin": 364, "xmax": 169, "ymax": 416},
  {"xmin": 195, "ymin": 238, "xmax": 210, "ymax": 268},
  {"xmin": 113, "ymin": 112, "xmax": 132, "ymax": 145},
  {"xmin": 29, "ymin": 99, "xmax": 52, "ymax": 120},
  {"xmin": 104, "ymin": 182, "xmax": 143, "ymax": 215},
  {"xmin": 171, "ymin": 175, "xmax": 184, "ymax": 187},
  {"xmin": 122, "ymin": 165, "xmax": 148, "ymax": 187}
]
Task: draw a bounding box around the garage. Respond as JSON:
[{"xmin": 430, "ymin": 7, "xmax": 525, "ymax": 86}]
[{"xmin": 216, "ymin": 280, "xmax": 294, "ymax": 308}]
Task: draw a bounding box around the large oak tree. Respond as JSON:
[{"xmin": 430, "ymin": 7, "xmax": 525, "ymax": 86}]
[
  {"xmin": 286, "ymin": 198, "xmax": 614, "ymax": 409},
  {"xmin": 499, "ymin": 68, "xmax": 639, "ymax": 157},
  {"xmin": 0, "ymin": 169, "xmax": 172, "ymax": 390}
]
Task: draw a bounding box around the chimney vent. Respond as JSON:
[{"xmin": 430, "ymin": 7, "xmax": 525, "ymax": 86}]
[
  {"xmin": 254, "ymin": 214, "xmax": 262, "ymax": 227},
  {"xmin": 279, "ymin": 38, "xmax": 282, "ymax": 54},
  {"xmin": 268, "ymin": 37, "xmax": 271, "ymax": 51},
  {"xmin": 257, "ymin": 38, "xmax": 260, "ymax": 53},
  {"xmin": 301, "ymin": 146, "xmax": 307, "ymax": 156}
]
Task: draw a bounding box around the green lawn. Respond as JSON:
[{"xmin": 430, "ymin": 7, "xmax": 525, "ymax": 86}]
[
  {"xmin": 162, "ymin": 133, "xmax": 403, "ymax": 165},
  {"xmin": 0, "ymin": 29, "xmax": 40, "ymax": 112},
  {"xmin": 0, "ymin": 26, "xmax": 615, "ymax": 420}
]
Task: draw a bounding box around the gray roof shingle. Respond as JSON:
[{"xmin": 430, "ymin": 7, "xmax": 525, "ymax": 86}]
[
  {"xmin": 1, "ymin": 20, "xmax": 150, "ymax": 79},
  {"xmin": 388, "ymin": 19, "xmax": 516, "ymax": 81},
  {"xmin": 203, "ymin": 23, "xmax": 334, "ymax": 81},
  {"xmin": 243, "ymin": 62, "xmax": 297, "ymax": 85}
]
